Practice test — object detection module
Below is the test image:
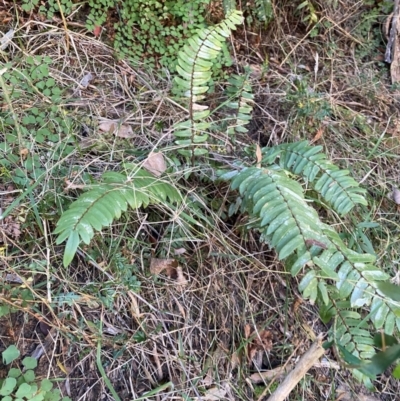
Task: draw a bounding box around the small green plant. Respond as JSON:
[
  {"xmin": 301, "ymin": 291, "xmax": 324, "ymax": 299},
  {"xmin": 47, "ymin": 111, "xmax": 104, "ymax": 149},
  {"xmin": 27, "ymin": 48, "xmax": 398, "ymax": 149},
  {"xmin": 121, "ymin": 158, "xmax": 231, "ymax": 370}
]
[
  {"xmin": 85, "ymin": 0, "xmax": 217, "ymax": 70},
  {"xmin": 0, "ymin": 57, "xmax": 73, "ymax": 187},
  {"xmin": 54, "ymin": 166, "xmax": 182, "ymax": 266},
  {"xmin": 0, "ymin": 345, "xmax": 71, "ymax": 401},
  {"xmin": 22, "ymin": 0, "xmax": 74, "ymax": 16}
]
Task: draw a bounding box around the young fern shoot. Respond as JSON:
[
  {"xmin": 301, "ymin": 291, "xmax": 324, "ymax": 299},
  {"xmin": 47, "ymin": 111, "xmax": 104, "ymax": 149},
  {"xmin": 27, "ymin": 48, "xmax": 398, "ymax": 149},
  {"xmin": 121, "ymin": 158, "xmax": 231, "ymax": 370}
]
[{"xmin": 173, "ymin": 10, "xmax": 243, "ymax": 162}]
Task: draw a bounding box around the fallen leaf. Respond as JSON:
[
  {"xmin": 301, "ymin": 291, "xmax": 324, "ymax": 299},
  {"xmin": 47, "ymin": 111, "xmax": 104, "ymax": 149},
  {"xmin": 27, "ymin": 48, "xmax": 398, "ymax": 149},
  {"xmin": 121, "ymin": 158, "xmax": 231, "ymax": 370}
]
[
  {"xmin": 56, "ymin": 359, "xmax": 69, "ymax": 375},
  {"xmin": 0, "ymin": 28, "xmax": 14, "ymax": 50},
  {"xmin": 149, "ymin": 258, "xmax": 188, "ymax": 289},
  {"xmin": 150, "ymin": 258, "xmax": 178, "ymax": 276},
  {"xmin": 20, "ymin": 148, "xmax": 29, "ymax": 159},
  {"xmin": 98, "ymin": 120, "xmax": 134, "ymax": 138},
  {"xmin": 245, "ymin": 326, "xmax": 273, "ymax": 365},
  {"xmin": 64, "ymin": 179, "xmax": 86, "ymax": 191},
  {"xmin": 175, "ymin": 265, "xmax": 188, "ymax": 288},
  {"xmin": 311, "ymin": 126, "xmax": 325, "ymax": 144},
  {"xmin": 249, "ymin": 365, "xmax": 290, "ymax": 383},
  {"xmin": 142, "ymin": 152, "xmax": 167, "ymax": 177},
  {"xmin": 174, "ymin": 247, "xmax": 187, "ymax": 255}
]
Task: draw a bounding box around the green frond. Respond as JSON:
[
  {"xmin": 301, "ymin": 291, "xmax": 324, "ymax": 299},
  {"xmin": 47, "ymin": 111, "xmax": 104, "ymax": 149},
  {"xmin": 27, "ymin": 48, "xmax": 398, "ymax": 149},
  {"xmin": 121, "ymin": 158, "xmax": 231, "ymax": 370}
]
[
  {"xmin": 224, "ymin": 162, "xmax": 400, "ymax": 379},
  {"xmin": 262, "ymin": 141, "xmax": 367, "ymax": 215},
  {"xmin": 173, "ymin": 10, "xmax": 243, "ymax": 158},
  {"xmin": 225, "ymin": 68, "xmax": 254, "ymax": 136},
  {"xmin": 54, "ymin": 167, "xmax": 181, "ymax": 267},
  {"xmin": 230, "ymin": 166, "xmax": 330, "ymax": 262}
]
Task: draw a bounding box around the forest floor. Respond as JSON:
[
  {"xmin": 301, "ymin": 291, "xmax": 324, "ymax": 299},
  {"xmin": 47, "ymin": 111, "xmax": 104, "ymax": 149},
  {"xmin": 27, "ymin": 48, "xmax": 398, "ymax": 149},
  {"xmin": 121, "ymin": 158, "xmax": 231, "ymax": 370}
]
[{"xmin": 1, "ymin": 1, "xmax": 400, "ymax": 400}]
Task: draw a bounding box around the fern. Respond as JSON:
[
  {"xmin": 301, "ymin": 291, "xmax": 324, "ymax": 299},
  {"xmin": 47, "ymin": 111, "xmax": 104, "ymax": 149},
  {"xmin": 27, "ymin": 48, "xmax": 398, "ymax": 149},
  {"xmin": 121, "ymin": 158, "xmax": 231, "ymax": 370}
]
[
  {"xmin": 222, "ymin": 148, "xmax": 400, "ymax": 386},
  {"xmin": 224, "ymin": 68, "xmax": 254, "ymax": 136},
  {"xmin": 54, "ymin": 166, "xmax": 181, "ymax": 267},
  {"xmin": 262, "ymin": 141, "xmax": 367, "ymax": 215},
  {"xmin": 173, "ymin": 10, "xmax": 243, "ymax": 160}
]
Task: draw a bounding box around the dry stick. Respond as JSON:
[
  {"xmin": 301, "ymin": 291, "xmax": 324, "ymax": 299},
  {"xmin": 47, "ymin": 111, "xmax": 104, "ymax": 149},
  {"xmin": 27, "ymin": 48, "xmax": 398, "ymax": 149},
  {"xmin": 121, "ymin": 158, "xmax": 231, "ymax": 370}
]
[{"xmin": 266, "ymin": 335, "xmax": 326, "ymax": 401}]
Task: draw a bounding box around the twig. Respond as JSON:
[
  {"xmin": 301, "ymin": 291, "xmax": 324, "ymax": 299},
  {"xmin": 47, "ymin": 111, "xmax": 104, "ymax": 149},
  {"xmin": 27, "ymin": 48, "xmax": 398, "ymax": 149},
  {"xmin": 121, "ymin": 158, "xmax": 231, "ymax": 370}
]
[{"xmin": 266, "ymin": 335, "xmax": 326, "ymax": 401}]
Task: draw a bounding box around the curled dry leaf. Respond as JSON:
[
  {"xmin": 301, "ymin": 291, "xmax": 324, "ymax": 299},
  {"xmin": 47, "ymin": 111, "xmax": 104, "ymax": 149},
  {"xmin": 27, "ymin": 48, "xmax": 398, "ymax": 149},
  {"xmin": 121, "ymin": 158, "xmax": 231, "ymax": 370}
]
[
  {"xmin": 98, "ymin": 120, "xmax": 134, "ymax": 138},
  {"xmin": 149, "ymin": 258, "xmax": 188, "ymax": 288},
  {"xmin": 142, "ymin": 152, "xmax": 167, "ymax": 177},
  {"xmin": 249, "ymin": 365, "xmax": 290, "ymax": 384},
  {"xmin": 150, "ymin": 258, "xmax": 178, "ymax": 275}
]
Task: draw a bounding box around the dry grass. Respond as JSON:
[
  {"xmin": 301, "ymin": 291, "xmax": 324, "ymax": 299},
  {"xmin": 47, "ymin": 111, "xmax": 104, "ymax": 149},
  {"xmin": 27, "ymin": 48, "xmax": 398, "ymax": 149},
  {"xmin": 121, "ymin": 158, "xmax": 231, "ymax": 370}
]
[{"xmin": 1, "ymin": 1, "xmax": 400, "ymax": 400}]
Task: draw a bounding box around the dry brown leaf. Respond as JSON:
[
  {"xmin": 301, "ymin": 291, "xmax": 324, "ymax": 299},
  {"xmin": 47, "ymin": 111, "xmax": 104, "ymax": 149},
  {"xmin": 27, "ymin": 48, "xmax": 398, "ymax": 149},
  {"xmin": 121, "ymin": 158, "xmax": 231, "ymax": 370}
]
[
  {"xmin": 20, "ymin": 148, "xmax": 29, "ymax": 159},
  {"xmin": 245, "ymin": 326, "xmax": 273, "ymax": 365},
  {"xmin": 311, "ymin": 126, "xmax": 325, "ymax": 144},
  {"xmin": 64, "ymin": 179, "xmax": 86, "ymax": 191},
  {"xmin": 244, "ymin": 324, "xmax": 251, "ymax": 339},
  {"xmin": 0, "ymin": 216, "xmax": 21, "ymax": 240},
  {"xmin": 149, "ymin": 258, "xmax": 178, "ymax": 275},
  {"xmin": 150, "ymin": 258, "xmax": 188, "ymax": 289},
  {"xmin": 175, "ymin": 265, "xmax": 188, "ymax": 289},
  {"xmin": 248, "ymin": 365, "xmax": 290, "ymax": 383},
  {"xmin": 98, "ymin": 120, "xmax": 134, "ymax": 138},
  {"xmin": 142, "ymin": 152, "xmax": 167, "ymax": 177},
  {"xmin": 256, "ymin": 143, "xmax": 262, "ymax": 167}
]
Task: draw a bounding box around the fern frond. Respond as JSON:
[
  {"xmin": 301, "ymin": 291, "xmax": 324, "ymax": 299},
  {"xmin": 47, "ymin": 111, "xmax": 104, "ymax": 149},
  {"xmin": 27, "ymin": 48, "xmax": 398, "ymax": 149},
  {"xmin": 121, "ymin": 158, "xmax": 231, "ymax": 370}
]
[
  {"xmin": 262, "ymin": 141, "xmax": 367, "ymax": 215},
  {"xmin": 229, "ymin": 167, "xmax": 331, "ymax": 263},
  {"xmin": 54, "ymin": 167, "xmax": 181, "ymax": 267},
  {"xmin": 224, "ymin": 163, "xmax": 400, "ymax": 381},
  {"xmin": 225, "ymin": 68, "xmax": 254, "ymax": 136},
  {"xmin": 173, "ymin": 10, "xmax": 243, "ymax": 158}
]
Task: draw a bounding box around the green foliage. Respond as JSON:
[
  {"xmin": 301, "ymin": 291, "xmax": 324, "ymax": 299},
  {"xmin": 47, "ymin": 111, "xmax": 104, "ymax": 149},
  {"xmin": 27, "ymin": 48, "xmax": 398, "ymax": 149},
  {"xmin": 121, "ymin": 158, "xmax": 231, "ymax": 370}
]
[
  {"xmin": 0, "ymin": 57, "xmax": 73, "ymax": 187},
  {"xmin": 262, "ymin": 141, "xmax": 367, "ymax": 215},
  {"xmin": 173, "ymin": 10, "xmax": 243, "ymax": 159},
  {"xmin": 221, "ymin": 142, "xmax": 400, "ymax": 386},
  {"xmin": 241, "ymin": 0, "xmax": 274, "ymax": 27},
  {"xmin": 224, "ymin": 68, "xmax": 254, "ymax": 137},
  {"xmin": 352, "ymin": 0, "xmax": 393, "ymax": 62},
  {"xmin": 54, "ymin": 165, "xmax": 182, "ymax": 267},
  {"xmin": 0, "ymin": 346, "xmax": 71, "ymax": 401},
  {"xmin": 22, "ymin": 0, "xmax": 73, "ymax": 16},
  {"xmin": 85, "ymin": 0, "xmax": 218, "ymax": 70}
]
